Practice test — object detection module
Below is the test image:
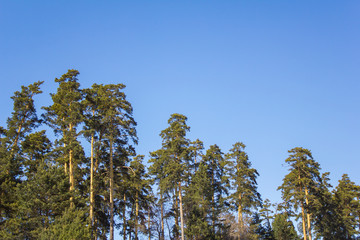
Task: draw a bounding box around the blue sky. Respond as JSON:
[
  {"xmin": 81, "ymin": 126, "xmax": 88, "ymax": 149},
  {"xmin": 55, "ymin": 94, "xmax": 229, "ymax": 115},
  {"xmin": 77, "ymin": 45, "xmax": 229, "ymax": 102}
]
[{"xmin": 1, "ymin": 0, "xmax": 360, "ymax": 235}]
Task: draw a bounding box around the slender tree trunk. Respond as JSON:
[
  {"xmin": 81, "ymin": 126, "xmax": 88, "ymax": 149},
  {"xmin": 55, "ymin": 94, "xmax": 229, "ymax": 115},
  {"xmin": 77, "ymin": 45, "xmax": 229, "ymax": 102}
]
[
  {"xmin": 211, "ymin": 163, "xmax": 215, "ymax": 235},
  {"xmin": 63, "ymin": 119, "xmax": 67, "ymax": 175},
  {"xmin": 123, "ymin": 193, "xmax": 127, "ymax": 240},
  {"xmin": 135, "ymin": 190, "xmax": 139, "ymax": 240},
  {"xmin": 304, "ymin": 187, "xmax": 312, "ymax": 240},
  {"xmin": 69, "ymin": 149, "xmax": 74, "ymax": 207},
  {"xmin": 179, "ymin": 182, "xmax": 185, "ymax": 240},
  {"xmin": 90, "ymin": 132, "xmax": 95, "ymax": 238},
  {"xmin": 301, "ymin": 202, "xmax": 307, "ymax": 240},
  {"xmin": 64, "ymin": 142, "xmax": 67, "ymax": 174},
  {"xmin": 69, "ymin": 123, "xmax": 75, "ymax": 207},
  {"xmin": 148, "ymin": 206, "xmax": 151, "ymax": 240},
  {"xmin": 109, "ymin": 139, "xmax": 114, "ymax": 240},
  {"xmin": 175, "ymin": 188, "xmax": 179, "ymax": 240},
  {"xmin": 10, "ymin": 111, "xmax": 27, "ymax": 152},
  {"xmin": 298, "ymin": 172, "xmax": 307, "ymax": 240},
  {"xmin": 238, "ymin": 193, "xmax": 243, "ymax": 236},
  {"xmin": 161, "ymin": 193, "xmax": 165, "ymax": 240}
]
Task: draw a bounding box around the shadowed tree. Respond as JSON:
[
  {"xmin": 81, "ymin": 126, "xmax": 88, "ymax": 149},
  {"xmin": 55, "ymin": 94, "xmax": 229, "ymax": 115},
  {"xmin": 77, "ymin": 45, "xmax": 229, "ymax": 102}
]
[
  {"xmin": 203, "ymin": 144, "xmax": 231, "ymax": 238},
  {"xmin": 0, "ymin": 81, "xmax": 43, "ymax": 236}
]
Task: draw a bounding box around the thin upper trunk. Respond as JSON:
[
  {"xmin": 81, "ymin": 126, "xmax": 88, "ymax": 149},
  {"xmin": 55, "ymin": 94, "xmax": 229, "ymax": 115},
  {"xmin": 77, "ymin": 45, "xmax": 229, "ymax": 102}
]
[
  {"xmin": 109, "ymin": 139, "xmax": 114, "ymax": 240},
  {"xmin": 175, "ymin": 187, "xmax": 179, "ymax": 239},
  {"xmin": 148, "ymin": 206, "xmax": 151, "ymax": 240},
  {"xmin": 123, "ymin": 193, "xmax": 127, "ymax": 240},
  {"xmin": 135, "ymin": 190, "xmax": 139, "ymax": 240},
  {"xmin": 304, "ymin": 186, "xmax": 312, "ymax": 240},
  {"xmin": 211, "ymin": 160, "xmax": 215, "ymax": 234},
  {"xmin": 69, "ymin": 123, "xmax": 75, "ymax": 207},
  {"xmin": 64, "ymin": 142, "xmax": 67, "ymax": 174},
  {"xmin": 179, "ymin": 182, "xmax": 185, "ymax": 240},
  {"xmin": 10, "ymin": 106, "xmax": 28, "ymax": 152},
  {"xmin": 161, "ymin": 193, "xmax": 165, "ymax": 240},
  {"xmin": 298, "ymin": 172, "xmax": 307, "ymax": 240},
  {"xmin": 301, "ymin": 201, "xmax": 307, "ymax": 240},
  {"xmin": 238, "ymin": 193, "xmax": 243, "ymax": 236},
  {"xmin": 90, "ymin": 132, "xmax": 95, "ymax": 238}
]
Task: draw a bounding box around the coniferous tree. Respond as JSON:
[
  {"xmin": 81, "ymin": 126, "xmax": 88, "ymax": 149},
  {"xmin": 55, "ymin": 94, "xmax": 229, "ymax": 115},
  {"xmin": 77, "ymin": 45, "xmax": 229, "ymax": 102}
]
[
  {"xmin": 150, "ymin": 113, "xmax": 190, "ymax": 240},
  {"xmin": 272, "ymin": 213, "xmax": 299, "ymax": 240},
  {"xmin": 0, "ymin": 81, "xmax": 43, "ymax": 237},
  {"xmin": 227, "ymin": 142, "xmax": 261, "ymax": 238},
  {"xmin": 42, "ymin": 69, "xmax": 83, "ymax": 207},
  {"xmin": 278, "ymin": 147, "xmax": 322, "ymax": 240},
  {"xmin": 184, "ymin": 162, "xmax": 212, "ymax": 239},
  {"xmin": 95, "ymin": 84, "xmax": 137, "ymax": 240},
  {"xmin": 148, "ymin": 149, "xmax": 167, "ymax": 240},
  {"xmin": 333, "ymin": 174, "xmax": 360, "ymax": 239},
  {"xmin": 203, "ymin": 144, "xmax": 231, "ymax": 238},
  {"xmin": 126, "ymin": 155, "xmax": 153, "ymax": 240}
]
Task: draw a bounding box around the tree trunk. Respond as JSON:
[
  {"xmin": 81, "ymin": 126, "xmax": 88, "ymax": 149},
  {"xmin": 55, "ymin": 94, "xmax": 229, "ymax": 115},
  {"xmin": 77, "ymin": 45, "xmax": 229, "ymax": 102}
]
[
  {"xmin": 90, "ymin": 132, "xmax": 95, "ymax": 238},
  {"xmin": 304, "ymin": 187, "xmax": 312, "ymax": 240},
  {"xmin": 64, "ymin": 142, "xmax": 67, "ymax": 174},
  {"xmin": 123, "ymin": 193, "xmax": 127, "ymax": 240},
  {"xmin": 301, "ymin": 202, "xmax": 307, "ymax": 240},
  {"xmin": 179, "ymin": 182, "xmax": 185, "ymax": 240},
  {"xmin": 109, "ymin": 139, "xmax": 114, "ymax": 240},
  {"xmin": 175, "ymin": 188, "xmax": 179, "ymax": 240},
  {"xmin": 238, "ymin": 193, "xmax": 243, "ymax": 236},
  {"xmin": 69, "ymin": 123, "xmax": 75, "ymax": 208},
  {"xmin": 148, "ymin": 206, "xmax": 151, "ymax": 240},
  {"xmin": 135, "ymin": 190, "xmax": 139, "ymax": 240},
  {"xmin": 161, "ymin": 193, "xmax": 165, "ymax": 240},
  {"xmin": 69, "ymin": 149, "xmax": 74, "ymax": 207}
]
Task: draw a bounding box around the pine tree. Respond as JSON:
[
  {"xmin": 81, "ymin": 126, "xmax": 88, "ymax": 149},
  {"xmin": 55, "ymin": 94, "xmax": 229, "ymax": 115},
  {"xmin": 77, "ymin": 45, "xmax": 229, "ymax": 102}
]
[
  {"xmin": 148, "ymin": 149, "xmax": 167, "ymax": 240},
  {"xmin": 150, "ymin": 113, "xmax": 190, "ymax": 240},
  {"xmin": 93, "ymin": 84, "xmax": 137, "ymax": 240},
  {"xmin": 333, "ymin": 174, "xmax": 360, "ymax": 238},
  {"xmin": 278, "ymin": 147, "xmax": 322, "ymax": 240},
  {"xmin": 272, "ymin": 213, "xmax": 299, "ymax": 240},
  {"xmin": 42, "ymin": 69, "xmax": 83, "ymax": 207},
  {"xmin": 227, "ymin": 142, "xmax": 261, "ymax": 238},
  {"xmin": 183, "ymin": 162, "xmax": 212, "ymax": 239},
  {"xmin": 0, "ymin": 81, "xmax": 43, "ymax": 236},
  {"xmin": 203, "ymin": 144, "xmax": 231, "ymax": 238},
  {"xmin": 127, "ymin": 155, "xmax": 153, "ymax": 240}
]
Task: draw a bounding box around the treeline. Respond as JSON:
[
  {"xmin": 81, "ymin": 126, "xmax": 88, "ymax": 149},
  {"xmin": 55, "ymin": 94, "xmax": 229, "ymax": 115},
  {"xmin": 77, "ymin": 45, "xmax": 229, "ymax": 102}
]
[{"xmin": 0, "ymin": 69, "xmax": 359, "ymax": 240}]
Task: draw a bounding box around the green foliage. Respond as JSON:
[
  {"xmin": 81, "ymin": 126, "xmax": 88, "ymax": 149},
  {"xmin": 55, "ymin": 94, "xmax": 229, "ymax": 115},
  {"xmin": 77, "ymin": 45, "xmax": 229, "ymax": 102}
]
[
  {"xmin": 39, "ymin": 207, "xmax": 90, "ymax": 240},
  {"xmin": 203, "ymin": 144, "xmax": 231, "ymax": 237},
  {"xmin": 227, "ymin": 142, "xmax": 261, "ymax": 216},
  {"xmin": 2, "ymin": 73, "xmax": 360, "ymax": 240},
  {"xmin": 272, "ymin": 213, "xmax": 299, "ymax": 240},
  {"xmin": 184, "ymin": 163, "xmax": 212, "ymax": 239}
]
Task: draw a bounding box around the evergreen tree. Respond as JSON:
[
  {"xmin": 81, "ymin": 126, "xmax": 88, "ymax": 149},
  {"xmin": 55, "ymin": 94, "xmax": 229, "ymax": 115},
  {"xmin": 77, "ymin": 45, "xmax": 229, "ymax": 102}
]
[
  {"xmin": 333, "ymin": 174, "xmax": 360, "ymax": 239},
  {"xmin": 94, "ymin": 83, "xmax": 137, "ymax": 240},
  {"xmin": 126, "ymin": 155, "xmax": 153, "ymax": 240},
  {"xmin": 203, "ymin": 144, "xmax": 231, "ymax": 238},
  {"xmin": 278, "ymin": 147, "xmax": 322, "ymax": 240},
  {"xmin": 42, "ymin": 69, "xmax": 84, "ymax": 207},
  {"xmin": 184, "ymin": 162, "xmax": 212, "ymax": 239},
  {"xmin": 0, "ymin": 81, "xmax": 43, "ymax": 236},
  {"xmin": 150, "ymin": 113, "xmax": 190, "ymax": 240},
  {"xmin": 272, "ymin": 213, "xmax": 299, "ymax": 240},
  {"xmin": 148, "ymin": 149, "xmax": 168, "ymax": 240},
  {"xmin": 227, "ymin": 142, "xmax": 261, "ymax": 238}
]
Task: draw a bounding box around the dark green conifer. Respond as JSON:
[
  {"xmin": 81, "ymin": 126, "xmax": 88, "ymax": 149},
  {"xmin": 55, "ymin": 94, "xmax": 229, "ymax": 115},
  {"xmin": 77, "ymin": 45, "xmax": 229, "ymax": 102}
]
[{"xmin": 227, "ymin": 142, "xmax": 261, "ymax": 238}]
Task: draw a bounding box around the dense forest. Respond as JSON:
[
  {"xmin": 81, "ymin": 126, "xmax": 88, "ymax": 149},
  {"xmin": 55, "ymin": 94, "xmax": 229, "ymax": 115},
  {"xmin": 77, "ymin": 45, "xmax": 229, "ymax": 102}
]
[{"xmin": 1, "ymin": 69, "xmax": 359, "ymax": 240}]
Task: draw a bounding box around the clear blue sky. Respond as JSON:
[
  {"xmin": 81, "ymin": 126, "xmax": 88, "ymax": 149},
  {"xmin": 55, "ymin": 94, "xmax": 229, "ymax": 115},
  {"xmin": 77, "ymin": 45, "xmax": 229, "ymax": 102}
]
[{"xmin": 1, "ymin": 0, "xmax": 359, "ymax": 235}]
